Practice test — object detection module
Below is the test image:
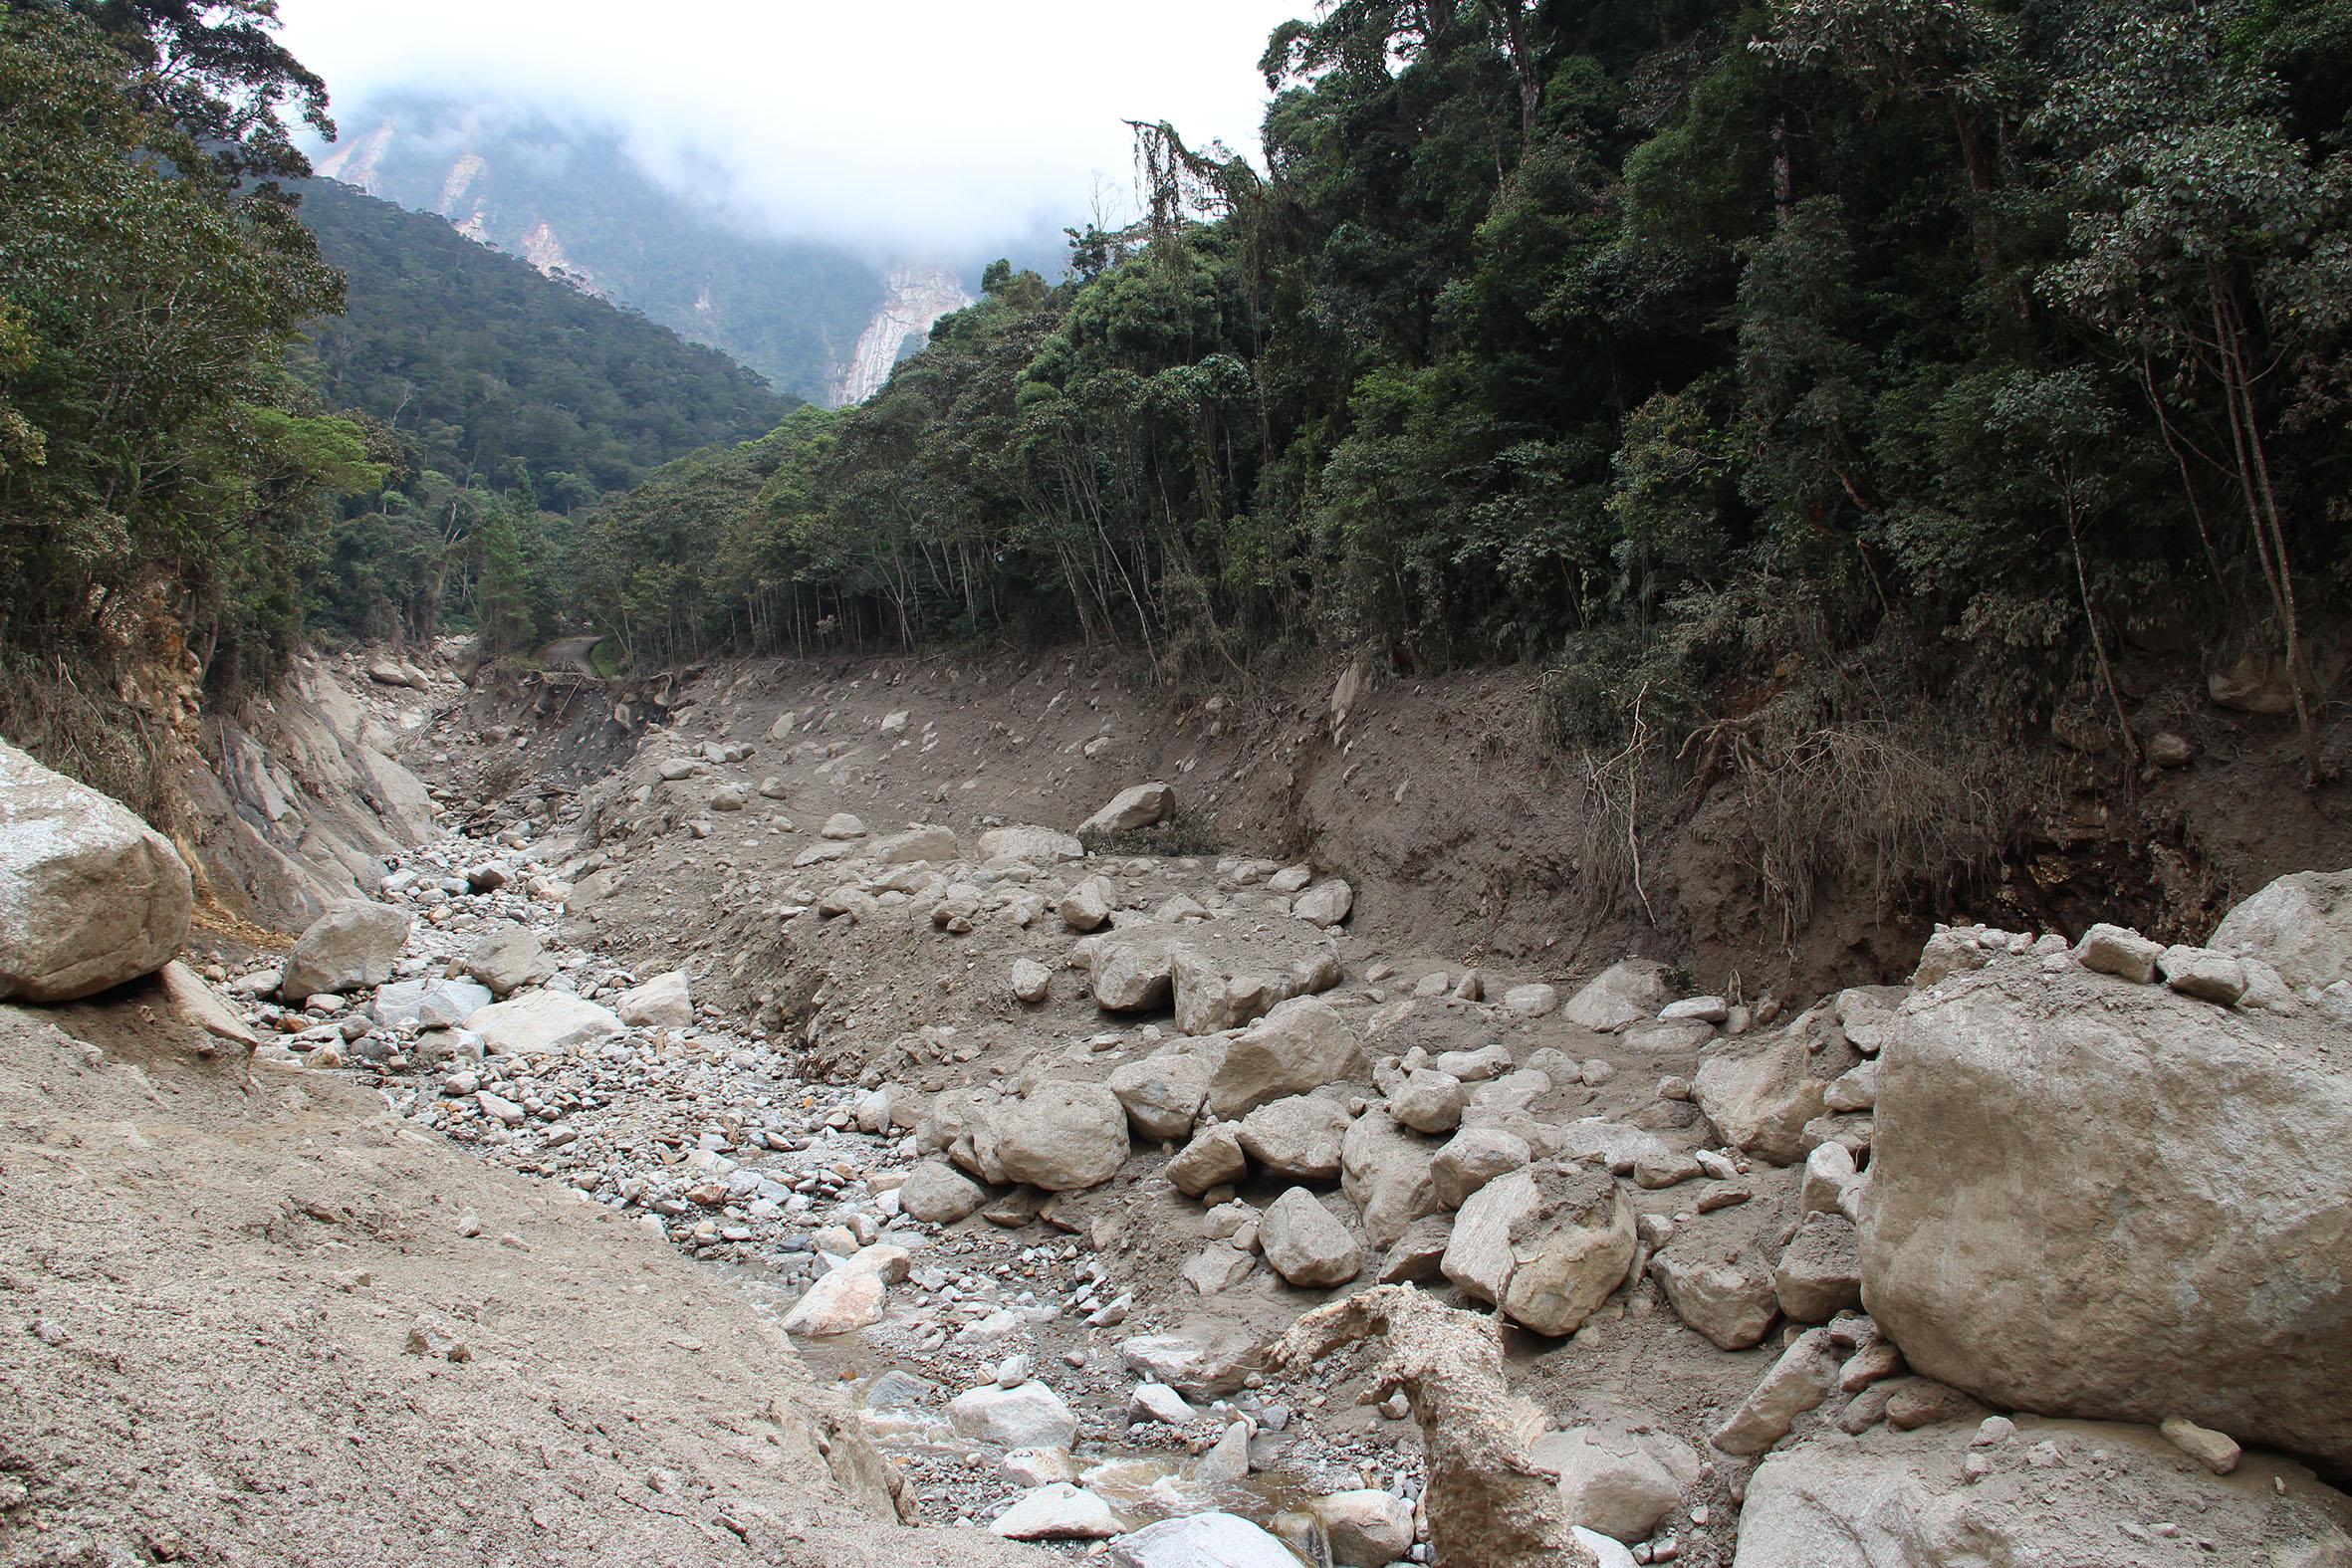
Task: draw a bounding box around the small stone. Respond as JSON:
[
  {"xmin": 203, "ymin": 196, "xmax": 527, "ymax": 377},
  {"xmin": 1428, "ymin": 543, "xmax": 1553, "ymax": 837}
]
[
  {"xmin": 1001, "ymin": 1447, "xmax": 1081, "ymax": 1486},
  {"xmin": 1660, "ymin": 996, "xmax": 1728, "ymax": 1023},
  {"xmin": 2160, "ymin": 1415, "xmax": 2240, "ymax": 1474},
  {"xmin": 2075, "ymin": 923, "xmax": 2164, "ymax": 983},
  {"xmin": 1129, "ymin": 1383, "xmax": 1197, "ymax": 1426},
  {"xmin": 1503, "ymin": 983, "xmax": 1560, "ymax": 1017},
  {"xmin": 1012, "ymin": 958, "xmax": 1053, "ymax": 1004}
]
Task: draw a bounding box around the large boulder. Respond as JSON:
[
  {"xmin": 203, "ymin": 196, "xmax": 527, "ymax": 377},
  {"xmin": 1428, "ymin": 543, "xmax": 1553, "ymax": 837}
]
[
  {"xmin": 1430, "ymin": 1126, "xmax": 1531, "ymax": 1209},
  {"xmin": 0, "ymin": 740, "xmax": 192, "ymax": 1003},
  {"xmin": 1259, "ymin": 1187, "xmax": 1363, "ymax": 1287},
  {"xmin": 1528, "ymin": 1422, "xmax": 1699, "ymax": 1545},
  {"xmin": 1339, "ymin": 1109, "xmax": 1443, "ymax": 1247},
  {"xmin": 1652, "ymin": 1242, "xmax": 1779, "ymax": 1351},
  {"xmin": 1079, "ymin": 783, "xmax": 1174, "ymax": 836},
  {"xmin": 978, "ymin": 824, "xmax": 1085, "ymax": 865},
  {"xmin": 615, "ymin": 969, "xmax": 693, "ymax": 1028},
  {"xmin": 459, "ymin": 923, "xmax": 553, "ymax": 998},
  {"xmin": 1236, "ymin": 1095, "xmax": 1349, "ymax": 1180},
  {"xmin": 464, "ymin": 993, "xmax": 623, "ymax": 1056},
  {"xmin": 372, "ymin": 977, "xmax": 491, "ymax": 1029},
  {"xmin": 1861, "ymin": 955, "xmax": 2352, "ymax": 1469},
  {"xmin": 1443, "ymin": 1163, "xmax": 1637, "ymax": 1336},
  {"xmin": 1108, "ymin": 1512, "xmax": 1305, "ymax": 1568},
  {"xmin": 992, "ymin": 1080, "xmax": 1129, "ymax": 1191},
  {"xmin": 1108, "ymin": 1044, "xmax": 1214, "ymax": 1140},
  {"xmin": 2208, "ymin": 866, "xmax": 2352, "ymax": 990},
  {"xmin": 875, "ymin": 824, "xmax": 959, "ymax": 864},
  {"xmin": 1693, "ymin": 1012, "xmax": 1857, "ymax": 1165},
  {"xmin": 1203, "ymin": 996, "xmax": 1365, "ymax": 1119},
  {"xmin": 898, "ymin": 1160, "xmax": 988, "ymax": 1224},
  {"xmin": 948, "ymin": 1381, "xmax": 1077, "ymax": 1449},
  {"xmin": 280, "ymin": 901, "xmax": 410, "ymax": 1002},
  {"xmin": 1562, "ymin": 959, "xmax": 1672, "ymax": 1031}
]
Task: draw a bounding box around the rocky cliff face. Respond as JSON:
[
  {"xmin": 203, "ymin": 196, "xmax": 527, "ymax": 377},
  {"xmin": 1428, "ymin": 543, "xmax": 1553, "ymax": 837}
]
[{"xmin": 829, "ymin": 266, "xmax": 975, "ymax": 405}]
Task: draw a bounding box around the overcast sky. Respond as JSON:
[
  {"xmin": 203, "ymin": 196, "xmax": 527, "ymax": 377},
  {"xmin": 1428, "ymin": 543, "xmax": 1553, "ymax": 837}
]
[{"xmin": 276, "ymin": 1, "xmax": 1311, "ymax": 256}]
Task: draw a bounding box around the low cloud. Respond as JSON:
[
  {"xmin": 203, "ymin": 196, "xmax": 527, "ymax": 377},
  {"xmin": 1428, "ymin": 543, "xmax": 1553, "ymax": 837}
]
[{"xmin": 278, "ymin": 0, "xmax": 1301, "ymax": 256}]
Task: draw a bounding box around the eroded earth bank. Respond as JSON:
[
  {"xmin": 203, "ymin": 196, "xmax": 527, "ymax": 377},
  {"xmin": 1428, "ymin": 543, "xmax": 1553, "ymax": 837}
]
[{"xmin": 4, "ymin": 641, "xmax": 2351, "ymax": 1568}]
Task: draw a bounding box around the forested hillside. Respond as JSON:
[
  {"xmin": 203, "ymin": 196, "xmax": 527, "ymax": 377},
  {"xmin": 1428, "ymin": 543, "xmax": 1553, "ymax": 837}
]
[
  {"xmin": 292, "ymin": 177, "xmax": 795, "ymax": 648},
  {"xmin": 313, "ymin": 97, "xmax": 887, "ymax": 404},
  {"xmin": 571, "ymin": 0, "xmax": 2352, "ymax": 802}
]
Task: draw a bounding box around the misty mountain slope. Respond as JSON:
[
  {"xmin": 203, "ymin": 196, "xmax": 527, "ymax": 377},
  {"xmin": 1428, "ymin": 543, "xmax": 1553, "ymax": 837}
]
[
  {"xmin": 297, "ymin": 179, "xmax": 795, "ymax": 501},
  {"xmin": 315, "ymin": 99, "xmax": 900, "ymax": 403}
]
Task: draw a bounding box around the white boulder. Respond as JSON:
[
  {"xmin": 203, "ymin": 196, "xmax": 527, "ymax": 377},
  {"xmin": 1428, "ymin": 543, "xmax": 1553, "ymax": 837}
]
[{"xmin": 0, "ymin": 740, "xmax": 192, "ymax": 1004}]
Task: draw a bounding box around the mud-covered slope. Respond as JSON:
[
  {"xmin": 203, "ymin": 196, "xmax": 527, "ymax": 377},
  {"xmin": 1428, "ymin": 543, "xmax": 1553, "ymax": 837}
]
[{"xmin": 0, "ymin": 1000, "xmax": 1046, "ymax": 1568}]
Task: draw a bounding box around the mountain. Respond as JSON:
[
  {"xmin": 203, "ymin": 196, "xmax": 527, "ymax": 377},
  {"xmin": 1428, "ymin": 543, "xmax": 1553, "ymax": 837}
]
[
  {"xmin": 295, "ymin": 178, "xmax": 796, "ymax": 504},
  {"xmin": 313, "ymin": 97, "xmax": 973, "ymax": 405}
]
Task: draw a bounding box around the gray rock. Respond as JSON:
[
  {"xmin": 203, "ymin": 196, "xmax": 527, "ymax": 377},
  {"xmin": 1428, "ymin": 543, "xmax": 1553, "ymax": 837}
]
[
  {"xmin": 1236, "ymin": 1095, "xmax": 1349, "ymax": 1180},
  {"xmin": 876, "ymin": 823, "xmax": 958, "ymax": 863},
  {"xmin": 1387, "ymin": 1068, "xmax": 1466, "ymax": 1134},
  {"xmin": 1108, "ymin": 1512, "xmax": 1305, "ymax": 1568},
  {"xmin": 1562, "ymin": 959, "xmax": 1672, "ymax": 1030},
  {"xmin": 978, "ymin": 824, "xmax": 1085, "ymax": 864},
  {"xmin": 1205, "ymin": 996, "xmax": 1366, "ymax": 1120},
  {"xmin": 1011, "ymin": 957, "xmax": 1053, "ymax": 1005},
  {"xmin": 1307, "ymin": 1489, "xmax": 1412, "ymax": 1568},
  {"xmin": 820, "ymin": 812, "xmax": 867, "ymax": 839},
  {"xmin": 1260, "ymin": 1187, "xmax": 1363, "ymax": 1287},
  {"xmin": 1166, "ymin": 1124, "xmax": 1248, "ymax": 1196},
  {"xmin": 1774, "ymin": 1212, "xmax": 1863, "ymax": 1322},
  {"xmin": 948, "ymin": 1380, "xmax": 1078, "ymax": 1449},
  {"xmin": 993, "ymin": 1080, "xmax": 1129, "ymax": 1191},
  {"xmin": 2074, "ymin": 921, "xmax": 2164, "ymax": 983},
  {"xmin": 1434, "ymin": 1043, "xmax": 1514, "ymax": 1081},
  {"xmin": 1128, "ymin": 1382, "xmax": 1197, "ymax": 1425},
  {"xmin": 1529, "ymin": 1423, "xmax": 1698, "ymax": 1544},
  {"xmin": 1443, "ymin": 1162, "xmax": 1637, "ymax": 1336},
  {"xmin": 2157, "ymin": 944, "xmax": 2248, "ymax": 1006},
  {"xmin": 1712, "ymin": 1327, "xmax": 1837, "ymax": 1454},
  {"xmin": 372, "ymin": 977, "xmax": 492, "ymax": 1029},
  {"xmin": 1653, "ymin": 1243, "xmax": 1778, "ymax": 1350},
  {"xmin": 1080, "ymin": 783, "xmax": 1175, "ymax": 836},
  {"xmin": 898, "ymin": 1160, "xmax": 988, "ymax": 1224},
  {"xmin": 1110, "ymin": 1046, "xmax": 1215, "ymax": 1141},
  {"xmin": 1338, "ymin": 1109, "xmax": 1442, "ymax": 1247},
  {"xmin": 1863, "ymin": 959, "xmax": 2352, "ymax": 1468},
  {"xmin": 1376, "ymin": 1213, "xmax": 1455, "ymax": 1283},
  {"xmin": 1292, "ymin": 879, "xmax": 1353, "ymax": 926},
  {"xmin": 1060, "ymin": 876, "xmax": 1116, "ymax": 933},
  {"xmin": 460, "ymin": 923, "xmax": 553, "ymax": 998},
  {"xmin": 989, "ymin": 1482, "xmax": 1120, "ymax": 1540},
  {"xmin": 865, "ymin": 1369, "xmax": 938, "ymax": 1410},
  {"xmin": 614, "ymin": 969, "xmax": 692, "ymax": 1027},
  {"xmin": 1430, "ymin": 1126, "xmax": 1531, "ymax": 1209},
  {"xmin": 1692, "ymin": 1020, "xmax": 1846, "ymax": 1165},
  {"xmin": 1502, "ymin": 983, "xmax": 1559, "ymax": 1017},
  {"xmin": 2209, "ymin": 866, "xmax": 2352, "ymax": 990},
  {"xmin": 279, "ymin": 901, "xmax": 410, "ymax": 1004},
  {"xmin": 463, "ymin": 993, "xmax": 623, "ymax": 1056}
]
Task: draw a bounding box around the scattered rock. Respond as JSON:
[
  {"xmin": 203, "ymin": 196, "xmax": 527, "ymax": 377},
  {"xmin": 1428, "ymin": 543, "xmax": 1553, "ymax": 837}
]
[
  {"xmin": 876, "ymin": 824, "xmax": 958, "ymax": 863},
  {"xmin": 1502, "ymin": 983, "xmax": 1559, "ymax": 1017},
  {"xmin": 1387, "ymin": 1068, "xmax": 1466, "ymax": 1134},
  {"xmin": 2161, "ymin": 1415, "xmax": 2241, "ymax": 1475},
  {"xmin": 1108, "ymin": 1512, "xmax": 1304, "ymax": 1568},
  {"xmin": 1166, "ymin": 1124, "xmax": 1248, "ymax": 1197},
  {"xmin": 1204, "ymin": 996, "xmax": 1365, "ymax": 1120},
  {"xmin": 1060, "ymin": 876, "xmax": 1116, "ymax": 933},
  {"xmin": 821, "ymin": 813, "xmax": 868, "ymax": 839},
  {"xmin": 1712, "ymin": 1328, "xmax": 1837, "ymax": 1454},
  {"xmin": 2156, "ymin": 945, "xmax": 2247, "ymax": 1006},
  {"xmin": 2073, "ymin": 922, "xmax": 2164, "ymax": 983},
  {"xmin": 1376, "ymin": 1213, "xmax": 1455, "ymax": 1283},
  {"xmin": 898, "ymin": 1160, "xmax": 987, "ymax": 1224},
  {"xmin": 1774, "ymin": 1212, "xmax": 1863, "ymax": 1322},
  {"xmin": 1430, "ymin": 1126, "xmax": 1531, "ymax": 1209},
  {"xmin": 1109, "ymin": 1046, "xmax": 1215, "ymax": 1141},
  {"xmin": 978, "ymin": 824, "xmax": 1085, "ymax": 864},
  {"xmin": 1308, "ymin": 1489, "xmax": 1414, "ymax": 1568},
  {"xmin": 1653, "ymin": 1243, "xmax": 1778, "ymax": 1351},
  {"xmin": 1529, "ymin": 1423, "xmax": 1697, "ymax": 1544},
  {"xmin": 1010, "ymin": 958, "xmax": 1053, "ymax": 1005},
  {"xmin": 1338, "ymin": 1109, "xmax": 1442, "ymax": 1247},
  {"xmin": 1292, "ymin": 879, "xmax": 1353, "ymax": 926},
  {"xmin": 158, "ymin": 961, "xmax": 257, "ymax": 1048},
  {"xmin": 1882, "ymin": 1377, "xmax": 1985, "ymax": 1431},
  {"xmin": 459, "ymin": 923, "xmax": 553, "ymax": 998}
]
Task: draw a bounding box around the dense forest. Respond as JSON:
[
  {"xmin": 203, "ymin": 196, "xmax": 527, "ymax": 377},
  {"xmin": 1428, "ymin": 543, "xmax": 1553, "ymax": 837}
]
[
  {"xmin": 292, "ymin": 179, "xmax": 793, "ymax": 648},
  {"xmin": 567, "ymin": 0, "xmax": 2351, "ymax": 801}
]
